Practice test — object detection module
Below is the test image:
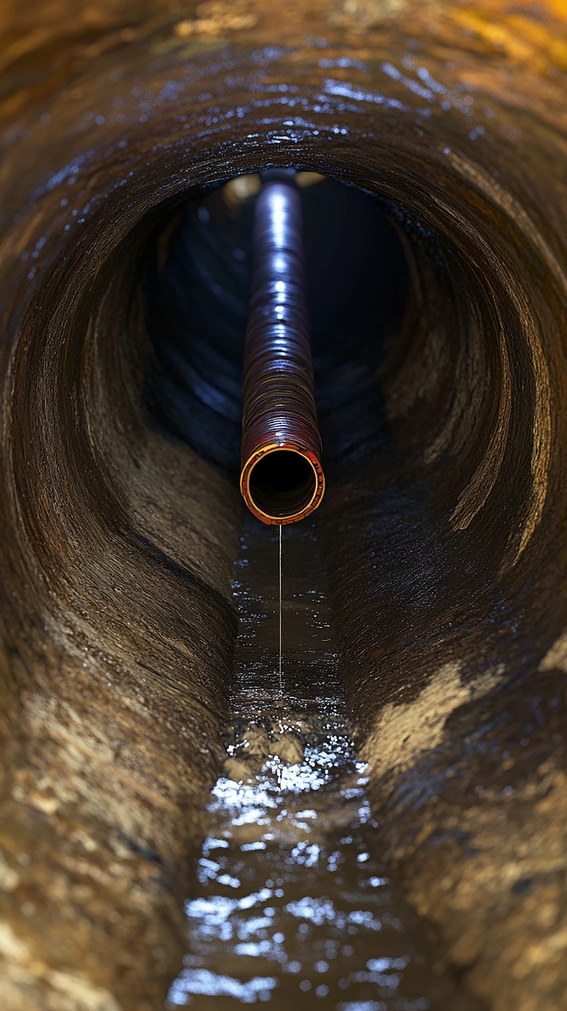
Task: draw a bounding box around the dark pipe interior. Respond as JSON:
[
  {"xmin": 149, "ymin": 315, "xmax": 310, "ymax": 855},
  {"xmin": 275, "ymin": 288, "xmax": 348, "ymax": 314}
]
[
  {"xmin": 247, "ymin": 448, "xmax": 317, "ymax": 519},
  {"xmin": 145, "ymin": 175, "xmax": 410, "ymax": 476}
]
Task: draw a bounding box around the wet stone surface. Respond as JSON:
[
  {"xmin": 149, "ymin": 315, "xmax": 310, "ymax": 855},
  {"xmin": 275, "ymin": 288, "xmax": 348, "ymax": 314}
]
[{"xmin": 167, "ymin": 517, "xmax": 485, "ymax": 1009}]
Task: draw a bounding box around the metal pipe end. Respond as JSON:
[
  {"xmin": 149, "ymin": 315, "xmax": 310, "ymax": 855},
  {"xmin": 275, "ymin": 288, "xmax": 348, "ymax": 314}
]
[{"xmin": 240, "ymin": 443, "xmax": 325, "ymax": 525}]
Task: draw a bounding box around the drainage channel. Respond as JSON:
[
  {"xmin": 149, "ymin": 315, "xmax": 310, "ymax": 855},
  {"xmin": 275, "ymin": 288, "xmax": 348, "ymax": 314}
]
[{"xmin": 167, "ymin": 516, "xmax": 482, "ymax": 1010}]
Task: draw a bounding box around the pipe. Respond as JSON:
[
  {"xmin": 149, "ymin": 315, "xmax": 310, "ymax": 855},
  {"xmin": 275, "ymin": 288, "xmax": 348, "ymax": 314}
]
[{"xmin": 239, "ymin": 169, "xmax": 325, "ymax": 524}]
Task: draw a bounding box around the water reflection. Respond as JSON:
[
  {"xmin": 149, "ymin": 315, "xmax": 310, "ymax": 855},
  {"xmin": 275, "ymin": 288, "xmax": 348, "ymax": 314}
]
[
  {"xmin": 167, "ymin": 519, "xmax": 480, "ymax": 1010},
  {"xmin": 168, "ymin": 725, "xmax": 428, "ymax": 1008}
]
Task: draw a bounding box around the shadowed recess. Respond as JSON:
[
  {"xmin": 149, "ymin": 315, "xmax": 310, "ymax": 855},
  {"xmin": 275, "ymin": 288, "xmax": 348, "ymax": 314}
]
[
  {"xmin": 147, "ymin": 175, "xmax": 409, "ymax": 475},
  {"xmin": 247, "ymin": 449, "xmax": 318, "ymax": 520}
]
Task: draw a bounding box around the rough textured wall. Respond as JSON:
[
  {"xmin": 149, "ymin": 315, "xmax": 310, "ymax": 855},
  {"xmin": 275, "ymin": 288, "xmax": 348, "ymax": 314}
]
[
  {"xmin": 0, "ymin": 1, "xmax": 566, "ymax": 1009},
  {"xmin": 313, "ymin": 8, "xmax": 567, "ymax": 1011},
  {"xmin": 0, "ymin": 3, "xmax": 243, "ymax": 1006}
]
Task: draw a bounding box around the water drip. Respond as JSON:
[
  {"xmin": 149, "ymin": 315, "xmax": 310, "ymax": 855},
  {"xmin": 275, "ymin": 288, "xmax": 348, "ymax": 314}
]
[{"xmin": 278, "ymin": 524, "xmax": 282, "ymax": 692}]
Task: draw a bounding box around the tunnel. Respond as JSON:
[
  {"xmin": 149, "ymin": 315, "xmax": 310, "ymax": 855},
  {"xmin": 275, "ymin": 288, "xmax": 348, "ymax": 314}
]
[{"xmin": 0, "ymin": 2, "xmax": 567, "ymax": 1010}]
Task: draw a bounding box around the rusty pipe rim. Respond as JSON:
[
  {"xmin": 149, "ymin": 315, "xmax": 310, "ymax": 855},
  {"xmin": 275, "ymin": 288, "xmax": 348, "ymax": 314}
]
[{"xmin": 240, "ymin": 442, "xmax": 325, "ymax": 524}]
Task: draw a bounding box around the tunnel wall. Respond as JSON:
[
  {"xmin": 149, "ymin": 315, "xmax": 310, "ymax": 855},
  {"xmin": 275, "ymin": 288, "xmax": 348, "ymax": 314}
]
[{"xmin": 0, "ymin": 1, "xmax": 567, "ymax": 1009}]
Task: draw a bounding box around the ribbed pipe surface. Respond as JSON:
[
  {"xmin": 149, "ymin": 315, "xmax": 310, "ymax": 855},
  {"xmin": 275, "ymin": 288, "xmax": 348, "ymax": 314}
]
[{"xmin": 240, "ymin": 172, "xmax": 325, "ymax": 524}]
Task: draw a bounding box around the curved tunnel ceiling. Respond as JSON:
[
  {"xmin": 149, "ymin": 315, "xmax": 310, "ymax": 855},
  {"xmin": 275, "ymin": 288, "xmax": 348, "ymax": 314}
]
[{"xmin": 6, "ymin": 34, "xmax": 565, "ymax": 605}]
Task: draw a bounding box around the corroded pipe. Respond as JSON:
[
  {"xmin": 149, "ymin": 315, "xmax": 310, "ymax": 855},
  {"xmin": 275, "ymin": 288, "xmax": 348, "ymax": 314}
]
[{"xmin": 240, "ymin": 170, "xmax": 325, "ymax": 524}]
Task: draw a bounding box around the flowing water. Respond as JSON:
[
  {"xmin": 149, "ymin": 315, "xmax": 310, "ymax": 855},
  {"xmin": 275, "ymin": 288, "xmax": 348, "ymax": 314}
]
[{"xmin": 167, "ymin": 517, "xmax": 482, "ymax": 1010}]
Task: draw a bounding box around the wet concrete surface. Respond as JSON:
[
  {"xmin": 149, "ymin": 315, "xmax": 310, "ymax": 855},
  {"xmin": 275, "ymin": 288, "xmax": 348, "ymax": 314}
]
[
  {"xmin": 320, "ymin": 471, "xmax": 567, "ymax": 1010},
  {"xmin": 168, "ymin": 516, "xmax": 486, "ymax": 1009}
]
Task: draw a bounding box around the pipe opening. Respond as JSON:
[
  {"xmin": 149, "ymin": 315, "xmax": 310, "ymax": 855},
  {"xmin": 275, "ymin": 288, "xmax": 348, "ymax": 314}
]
[{"xmin": 244, "ymin": 448, "xmax": 318, "ymax": 521}]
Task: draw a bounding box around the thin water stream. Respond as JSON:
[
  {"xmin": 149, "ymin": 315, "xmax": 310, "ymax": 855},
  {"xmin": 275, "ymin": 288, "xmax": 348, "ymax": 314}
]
[{"xmin": 167, "ymin": 517, "xmax": 482, "ymax": 1010}]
